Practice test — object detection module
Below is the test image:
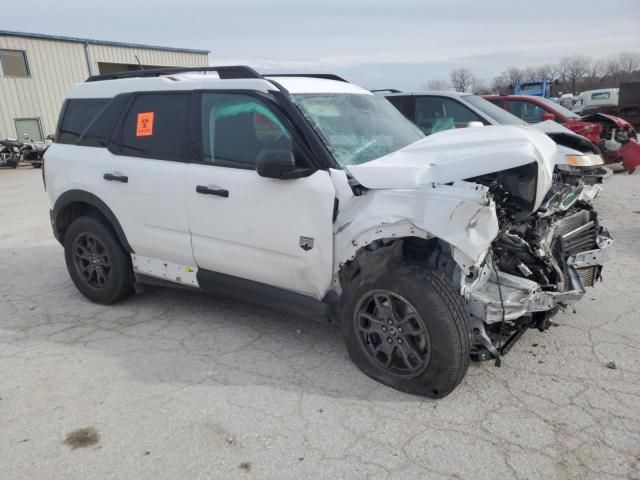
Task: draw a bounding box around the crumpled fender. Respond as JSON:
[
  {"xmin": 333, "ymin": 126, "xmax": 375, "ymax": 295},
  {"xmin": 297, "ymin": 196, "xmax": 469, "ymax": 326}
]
[
  {"xmin": 620, "ymin": 140, "xmax": 640, "ymax": 174},
  {"xmin": 331, "ymin": 170, "xmax": 499, "ymax": 274},
  {"xmin": 582, "ymin": 112, "xmax": 634, "ymax": 130}
]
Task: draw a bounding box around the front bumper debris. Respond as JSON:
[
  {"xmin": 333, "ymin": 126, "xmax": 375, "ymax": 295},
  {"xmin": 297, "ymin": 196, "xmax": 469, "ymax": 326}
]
[{"xmin": 465, "ymin": 230, "xmax": 612, "ymax": 324}]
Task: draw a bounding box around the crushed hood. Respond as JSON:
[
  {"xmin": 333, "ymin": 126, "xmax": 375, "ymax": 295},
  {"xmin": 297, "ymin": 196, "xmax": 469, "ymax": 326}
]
[{"xmin": 346, "ymin": 125, "xmax": 556, "ymax": 211}]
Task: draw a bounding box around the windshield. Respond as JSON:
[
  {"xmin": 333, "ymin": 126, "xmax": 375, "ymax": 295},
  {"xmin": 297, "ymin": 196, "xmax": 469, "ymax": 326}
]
[
  {"xmin": 292, "ymin": 93, "xmax": 424, "ymax": 166},
  {"xmin": 534, "ymin": 96, "xmax": 581, "ymax": 119},
  {"xmin": 464, "ymin": 95, "xmax": 528, "ymax": 126}
]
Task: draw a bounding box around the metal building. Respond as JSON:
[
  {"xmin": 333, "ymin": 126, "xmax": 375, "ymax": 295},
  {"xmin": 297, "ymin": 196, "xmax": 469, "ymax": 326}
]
[{"xmin": 0, "ymin": 30, "xmax": 209, "ymax": 141}]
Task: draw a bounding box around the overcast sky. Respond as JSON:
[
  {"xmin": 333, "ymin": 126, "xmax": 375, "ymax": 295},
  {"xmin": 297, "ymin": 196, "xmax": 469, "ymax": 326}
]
[{"xmin": 3, "ymin": 0, "xmax": 640, "ymax": 90}]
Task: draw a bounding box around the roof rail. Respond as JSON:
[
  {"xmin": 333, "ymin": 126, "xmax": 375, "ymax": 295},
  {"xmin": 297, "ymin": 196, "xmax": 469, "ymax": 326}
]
[
  {"xmin": 86, "ymin": 65, "xmax": 261, "ymax": 82},
  {"xmin": 266, "ymin": 73, "xmax": 348, "ymax": 83},
  {"xmin": 370, "ymin": 89, "xmax": 402, "ymax": 93}
]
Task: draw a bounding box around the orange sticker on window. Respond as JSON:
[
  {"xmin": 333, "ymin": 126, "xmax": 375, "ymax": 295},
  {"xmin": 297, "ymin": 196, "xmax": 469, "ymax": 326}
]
[{"xmin": 136, "ymin": 112, "xmax": 154, "ymax": 137}]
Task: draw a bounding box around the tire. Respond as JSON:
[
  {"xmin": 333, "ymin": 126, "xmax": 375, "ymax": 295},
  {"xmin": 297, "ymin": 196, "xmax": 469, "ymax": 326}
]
[
  {"xmin": 341, "ymin": 260, "xmax": 471, "ymax": 398},
  {"xmin": 31, "ymin": 163, "xmax": 42, "ymax": 169},
  {"xmin": 64, "ymin": 216, "xmax": 134, "ymax": 305}
]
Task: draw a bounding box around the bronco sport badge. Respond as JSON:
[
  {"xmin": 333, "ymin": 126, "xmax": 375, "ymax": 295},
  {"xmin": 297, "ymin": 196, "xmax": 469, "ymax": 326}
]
[{"xmin": 299, "ymin": 236, "xmax": 314, "ymax": 251}]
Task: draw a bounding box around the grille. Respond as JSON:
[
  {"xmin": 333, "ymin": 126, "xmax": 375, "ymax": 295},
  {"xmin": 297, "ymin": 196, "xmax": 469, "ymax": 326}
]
[
  {"xmin": 562, "ymin": 221, "xmax": 598, "ymax": 256},
  {"xmin": 557, "ymin": 211, "xmax": 598, "ymax": 257},
  {"xmin": 577, "ymin": 266, "xmax": 597, "ymax": 287}
]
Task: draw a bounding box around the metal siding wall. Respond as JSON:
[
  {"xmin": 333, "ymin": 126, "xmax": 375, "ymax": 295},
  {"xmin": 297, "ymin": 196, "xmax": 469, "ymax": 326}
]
[
  {"xmin": 0, "ymin": 36, "xmax": 87, "ymax": 138},
  {"xmin": 0, "ymin": 35, "xmax": 209, "ymax": 140},
  {"xmin": 89, "ymin": 44, "xmax": 208, "ymax": 72}
]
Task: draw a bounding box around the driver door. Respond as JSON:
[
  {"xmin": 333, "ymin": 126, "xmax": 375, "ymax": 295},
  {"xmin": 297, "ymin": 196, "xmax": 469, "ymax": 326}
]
[{"xmin": 186, "ymin": 92, "xmax": 336, "ymax": 299}]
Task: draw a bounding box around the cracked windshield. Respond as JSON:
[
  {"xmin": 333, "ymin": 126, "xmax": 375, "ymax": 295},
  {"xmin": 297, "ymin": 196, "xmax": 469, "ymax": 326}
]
[{"xmin": 292, "ymin": 93, "xmax": 423, "ymax": 166}]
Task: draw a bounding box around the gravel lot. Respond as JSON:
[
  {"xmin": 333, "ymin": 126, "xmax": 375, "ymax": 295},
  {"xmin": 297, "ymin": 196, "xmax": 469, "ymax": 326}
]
[{"xmin": 1, "ymin": 167, "xmax": 639, "ymax": 480}]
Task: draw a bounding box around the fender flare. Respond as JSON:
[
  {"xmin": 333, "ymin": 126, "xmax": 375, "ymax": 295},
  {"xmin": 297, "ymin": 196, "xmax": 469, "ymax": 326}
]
[{"xmin": 52, "ymin": 189, "xmax": 134, "ymax": 253}]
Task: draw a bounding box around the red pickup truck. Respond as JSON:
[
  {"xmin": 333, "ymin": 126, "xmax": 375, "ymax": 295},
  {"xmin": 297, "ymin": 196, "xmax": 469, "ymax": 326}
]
[{"xmin": 484, "ymin": 95, "xmax": 640, "ymax": 174}]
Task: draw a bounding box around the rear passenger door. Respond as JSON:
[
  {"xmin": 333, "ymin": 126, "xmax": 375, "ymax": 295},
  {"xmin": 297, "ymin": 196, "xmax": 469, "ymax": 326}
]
[{"xmin": 100, "ymin": 93, "xmax": 195, "ymax": 267}]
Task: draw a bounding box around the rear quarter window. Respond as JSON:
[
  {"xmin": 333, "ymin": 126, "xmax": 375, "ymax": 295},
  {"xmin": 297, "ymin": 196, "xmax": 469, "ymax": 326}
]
[{"xmin": 58, "ymin": 99, "xmax": 109, "ymax": 144}]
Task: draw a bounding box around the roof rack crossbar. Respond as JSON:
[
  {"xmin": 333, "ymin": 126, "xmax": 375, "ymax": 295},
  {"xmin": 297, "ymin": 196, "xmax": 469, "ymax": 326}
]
[
  {"xmin": 266, "ymin": 73, "xmax": 348, "ymax": 83},
  {"xmin": 86, "ymin": 65, "xmax": 261, "ymax": 82},
  {"xmin": 370, "ymin": 89, "xmax": 402, "ymax": 93}
]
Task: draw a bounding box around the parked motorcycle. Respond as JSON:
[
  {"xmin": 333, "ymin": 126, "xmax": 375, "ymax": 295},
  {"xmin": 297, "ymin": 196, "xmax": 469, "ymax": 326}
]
[
  {"xmin": 0, "ymin": 139, "xmax": 22, "ymax": 168},
  {"xmin": 19, "ymin": 134, "xmax": 47, "ymax": 168}
]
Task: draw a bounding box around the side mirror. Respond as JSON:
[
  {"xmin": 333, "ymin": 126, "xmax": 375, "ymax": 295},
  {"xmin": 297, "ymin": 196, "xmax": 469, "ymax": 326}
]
[
  {"xmin": 46, "ymin": 134, "xmax": 54, "ymax": 141},
  {"xmin": 466, "ymin": 121, "xmax": 484, "ymax": 128},
  {"xmin": 23, "ymin": 133, "xmax": 29, "ymax": 139},
  {"xmin": 256, "ymin": 148, "xmax": 315, "ymax": 179},
  {"xmin": 542, "ymin": 112, "xmax": 556, "ymax": 121},
  {"xmin": 256, "ymin": 149, "xmax": 297, "ymax": 179}
]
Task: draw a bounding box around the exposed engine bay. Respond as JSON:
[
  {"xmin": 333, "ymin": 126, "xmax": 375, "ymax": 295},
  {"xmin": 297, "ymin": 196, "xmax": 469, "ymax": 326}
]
[{"xmin": 465, "ymin": 163, "xmax": 612, "ymax": 363}]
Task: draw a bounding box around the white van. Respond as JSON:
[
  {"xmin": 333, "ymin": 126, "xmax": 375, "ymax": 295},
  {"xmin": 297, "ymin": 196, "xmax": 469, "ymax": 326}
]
[{"xmin": 579, "ymin": 88, "xmax": 619, "ymax": 114}]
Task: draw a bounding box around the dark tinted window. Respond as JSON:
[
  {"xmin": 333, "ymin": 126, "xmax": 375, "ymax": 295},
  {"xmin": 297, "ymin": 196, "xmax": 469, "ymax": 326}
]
[
  {"xmin": 507, "ymin": 100, "xmax": 546, "ymax": 123},
  {"xmin": 415, "ymin": 97, "xmax": 484, "ymax": 134},
  {"xmin": 77, "ymin": 96, "xmax": 129, "ymax": 147},
  {"xmin": 201, "ymin": 93, "xmax": 292, "ymax": 169},
  {"xmin": 386, "ymin": 95, "xmax": 415, "ymax": 120},
  {"xmin": 58, "ymin": 99, "xmax": 109, "ymax": 144},
  {"xmin": 119, "ymin": 94, "xmax": 189, "ymax": 160}
]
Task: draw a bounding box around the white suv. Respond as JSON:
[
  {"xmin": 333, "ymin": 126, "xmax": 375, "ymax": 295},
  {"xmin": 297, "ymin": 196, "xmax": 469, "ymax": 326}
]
[{"xmin": 44, "ymin": 66, "xmax": 611, "ymax": 398}]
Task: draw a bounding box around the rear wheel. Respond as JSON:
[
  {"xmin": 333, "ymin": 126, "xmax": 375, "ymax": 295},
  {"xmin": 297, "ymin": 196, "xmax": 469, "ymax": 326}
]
[
  {"xmin": 341, "ymin": 260, "xmax": 471, "ymax": 398},
  {"xmin": 64, "ymin": 216, "xmax": 134, "ymax": 304}
]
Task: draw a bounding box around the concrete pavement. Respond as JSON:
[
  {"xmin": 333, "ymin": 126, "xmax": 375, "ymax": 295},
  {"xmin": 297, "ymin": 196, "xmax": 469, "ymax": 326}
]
[{"xmin": 1, "ymin": 167, "xmax": 639, "ymax": 480}]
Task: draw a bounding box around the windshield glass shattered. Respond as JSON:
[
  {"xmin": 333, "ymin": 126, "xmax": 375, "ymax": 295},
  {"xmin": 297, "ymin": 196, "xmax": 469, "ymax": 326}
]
[{"xmin": 292, "ymin": 93, "xmax": 423, "ymax": 166}]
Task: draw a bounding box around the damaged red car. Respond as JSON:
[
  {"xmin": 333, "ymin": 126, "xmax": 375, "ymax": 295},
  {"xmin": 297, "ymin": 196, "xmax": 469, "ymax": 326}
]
[{"xmin": 484, "ymin": 95, "xmax": 640, "ymax": 174}]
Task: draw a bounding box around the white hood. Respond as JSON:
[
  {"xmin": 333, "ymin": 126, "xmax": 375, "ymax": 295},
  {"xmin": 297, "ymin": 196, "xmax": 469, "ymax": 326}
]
[{"xmin": 346, "ymin": 125, "xmax": 557, "ymax": 212}]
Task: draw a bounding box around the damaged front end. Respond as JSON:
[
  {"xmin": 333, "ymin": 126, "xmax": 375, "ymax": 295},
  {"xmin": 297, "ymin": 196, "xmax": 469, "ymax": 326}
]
[
  {"xmin": 581, "ymin": 113, "xmax": 640, "ymax": 174},
  {"xmin": 341, "ymin": 125, "xmax": 612, "ymax": 365},
  {"xmin": 463, "ymin": 182, "xmax": 612, "ymax": 363}
]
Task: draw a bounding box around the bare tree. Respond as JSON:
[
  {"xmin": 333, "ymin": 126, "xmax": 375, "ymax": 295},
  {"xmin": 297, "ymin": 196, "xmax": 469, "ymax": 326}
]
[
  {"xmin": 535, "ymin": 64, "xmax": 556, "ymax": 81},
  {"xmin": 490, "ymin": 73, "xmax": 512, "ymax": 95},
  {"xmin": 617, "ymin": 52, "xmax": 640, "ymax": 74},
  {"xmin": 450, "ymin": 68, "xmax": 473, "ymax": 92},
  {"xmin": 586, "ymin": 58, "xmax": 606, "ymax": 86},
  {"xmin": 522, "ymin": 66, "xmax": 539, "ymax": 83},
  {"xmin": 504, "ymin": 66, "xmax": 525, "ymax": 86},
  {"xmin": 557, "ymin": 54, "xmax": 591, "ymax": 93},
  {"xmin": 470, "ymin": 74, "xmax": 487, "ymax": 94},
  {"xmin": 422, "ymin": 79, "xmax": 450, "ymax": 91}
]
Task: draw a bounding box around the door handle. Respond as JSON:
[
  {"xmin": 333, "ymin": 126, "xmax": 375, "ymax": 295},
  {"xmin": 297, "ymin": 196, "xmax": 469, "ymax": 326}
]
[
  {"xmin": 196, "ymin": 185, "xmax": 229, "ymax": 198},
  {"xmin": 103, "ymin": 173, "xmax": 128, "ymax": 183}
]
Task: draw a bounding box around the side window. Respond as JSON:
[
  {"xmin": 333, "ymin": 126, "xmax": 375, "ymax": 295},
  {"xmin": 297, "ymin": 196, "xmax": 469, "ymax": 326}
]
[
  {"xmin": 415, "ymin": 97, "xmax": 484, "ymax": 135},
  {"xmin": 0, "ymin": 49, "xmax": 30, "ymax": 77},
  {"xmin": 58, "ymin": 99, "xmax": 109, "ymax": 144},
  {"xmin": 201, "ymin": 93, "xmax": 293, "ymax": 169},
  {"xmin": 386, "ymin": 96, "xmax": 415, "ymax": 121},
  {"xmin": 119, "ymin": 94, "xmax": 189, "ymax": 160},
  {"xmin": 77, "ymin": 96, "xmax": 129, "ymax": 148},
  {"xmin": 507, "ymin": 101, "xmax": 545, "ymax": 123}
]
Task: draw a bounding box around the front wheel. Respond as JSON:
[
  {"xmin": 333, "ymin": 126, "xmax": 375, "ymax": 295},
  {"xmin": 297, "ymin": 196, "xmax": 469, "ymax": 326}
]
[{"xmin": 341, "ymin": 261, "xmax": 471, "ymax": 398}]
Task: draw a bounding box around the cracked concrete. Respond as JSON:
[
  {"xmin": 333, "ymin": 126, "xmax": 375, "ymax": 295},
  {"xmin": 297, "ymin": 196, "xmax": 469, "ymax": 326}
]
[{"xmin": 1, "ymin": 167, "xmax": 639, "ymax": 480}]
